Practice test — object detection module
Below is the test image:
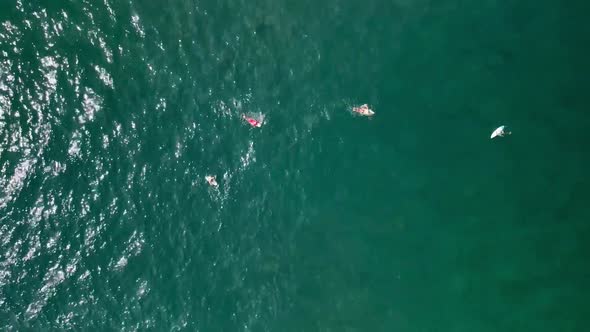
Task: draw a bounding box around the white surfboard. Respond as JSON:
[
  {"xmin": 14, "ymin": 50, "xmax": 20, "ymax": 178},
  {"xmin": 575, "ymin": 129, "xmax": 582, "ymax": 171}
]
[{"xmin": 491, "ymin": 125, "xmax": 508, "ymax": 139}]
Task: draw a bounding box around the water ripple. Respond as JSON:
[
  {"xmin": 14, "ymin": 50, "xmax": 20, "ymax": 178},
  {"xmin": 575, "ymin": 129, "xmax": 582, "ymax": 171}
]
[{"xmin": 0, "ymin": 0, "xmax": 314, "ymax": 329}]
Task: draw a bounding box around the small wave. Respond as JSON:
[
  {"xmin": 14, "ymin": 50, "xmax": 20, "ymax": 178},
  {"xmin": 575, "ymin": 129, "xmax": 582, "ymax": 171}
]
[
  {"xmin": 78, "ymin": 87, "xmax": 102, "ymax": 124},
  {"xmin": 94, "ymin": 65, "xmax": 113, "ymax": 88},
  {"xmin": 25, "ymin": 264, "xmax": 66, "ymax": 320},
  {"xmin": 130, "ymin": 14, "xmax": 145, "ymax": 38},
  {"xmin": 110, "ymin": 230, "xmax": 145, "ymax": 272}
]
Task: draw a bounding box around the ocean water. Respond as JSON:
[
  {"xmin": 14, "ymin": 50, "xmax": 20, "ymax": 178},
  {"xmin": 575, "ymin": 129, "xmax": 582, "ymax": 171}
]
[{"xmin": 1, "ymin": 0, "xmax": 590, "ymax": 330}]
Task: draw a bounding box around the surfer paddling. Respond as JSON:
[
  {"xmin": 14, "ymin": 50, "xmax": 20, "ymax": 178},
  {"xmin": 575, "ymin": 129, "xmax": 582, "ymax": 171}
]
[
  {"xmin": 242, "ymin": 114, "xmax": 263, "ymax": 127},
  {"xmin": 490, "ymin": 125, "xmax": 511, "ymax": 139},
  {"xmin": 205, "ymin": 175, "xmax": 218, "ymax": 187},
  {"xmin": 352, "ymin": 104, "xmax": 374, "ymax": 116}
]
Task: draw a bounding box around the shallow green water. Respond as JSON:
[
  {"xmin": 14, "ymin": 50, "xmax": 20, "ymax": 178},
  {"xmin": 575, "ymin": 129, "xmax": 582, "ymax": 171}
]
[{"xmin": 1, "ymin": 0, "xmax": 589, "ymax": 330}]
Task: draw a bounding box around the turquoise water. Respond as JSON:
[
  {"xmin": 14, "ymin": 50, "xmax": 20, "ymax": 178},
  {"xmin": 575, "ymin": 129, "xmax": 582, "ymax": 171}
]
[{"xmin": 1, "ymin": 0, "xmax": 590, "ymax": 330}]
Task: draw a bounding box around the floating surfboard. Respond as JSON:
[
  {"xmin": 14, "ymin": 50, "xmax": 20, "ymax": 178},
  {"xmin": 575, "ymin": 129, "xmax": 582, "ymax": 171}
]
[{"xmin": 490, "ymin": 125, "xmax": 510, "ymax": 139}]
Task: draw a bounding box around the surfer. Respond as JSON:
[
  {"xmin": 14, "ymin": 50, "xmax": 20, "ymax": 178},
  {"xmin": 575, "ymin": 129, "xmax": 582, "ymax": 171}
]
[
  {"xmin": 242, "ymin": 114, "xmax": 263, "ymax": 127},
  {"xmin": 352, "ymin": 104, "xmax": 375, "ymax": 116},
  {"xmin": 205, "ymin": 175, "xmax": 218, "ymax": 187},
  {"xmin": 490, "ymin": 125, "xmax": 511, "ymax": 139}
]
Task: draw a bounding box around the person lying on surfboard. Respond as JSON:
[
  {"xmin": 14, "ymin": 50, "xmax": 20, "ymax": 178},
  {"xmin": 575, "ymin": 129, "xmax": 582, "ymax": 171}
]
[
  {"xmin": 205, "ymin": 175, "xmax": 218, "ymax": 187},
  {"xmin": 242, "ymin": 114, "xmax": 263, "ymax": 127},
  {"xmin": 352, "ymin": 104, "xmax": 374, "ymax": 116}
]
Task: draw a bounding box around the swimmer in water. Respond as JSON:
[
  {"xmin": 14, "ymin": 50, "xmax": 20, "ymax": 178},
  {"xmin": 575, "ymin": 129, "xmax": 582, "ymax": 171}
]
[
  {"xmin": 205, "ymin": 175, "xmax": 218, "ymax": 187},
  {"xmin": 352, "ymin": 104, "xmax": 375, "ymax": 116},
  {"xmin": 242, "ymin": 114, "xmax": 263, "ymax": 127}
]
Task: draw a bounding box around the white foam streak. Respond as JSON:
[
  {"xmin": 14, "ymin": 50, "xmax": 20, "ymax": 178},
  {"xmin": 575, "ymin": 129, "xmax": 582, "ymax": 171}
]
[
  {"xmin": 78, "ymin": 88, "xmax": 102, "ymax": 124},
  {"xmin": 0, "ymin": 158, "xmax": 34, "ymax": 209},
  {"xmin": 25, "ymin": 264, "xmax": 66, "ymax": 320},
  {"xmin": 40, "ymin": 56, "xmax": 58, "ymax": 101},
  {"xmin": 131, "ymin": 14, "xmax": 145, "ymax": 38},
  {"xmin": 111, "ymin": 231, "xmax": 145, "ymax": 271},
  {"xmin": 240, "ymin": 141, "xmax": 256, "ymax": 169},
  {"xmin": 95, "ymin": 65, "xmax": 113, "ymax": 88}
]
